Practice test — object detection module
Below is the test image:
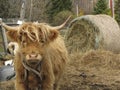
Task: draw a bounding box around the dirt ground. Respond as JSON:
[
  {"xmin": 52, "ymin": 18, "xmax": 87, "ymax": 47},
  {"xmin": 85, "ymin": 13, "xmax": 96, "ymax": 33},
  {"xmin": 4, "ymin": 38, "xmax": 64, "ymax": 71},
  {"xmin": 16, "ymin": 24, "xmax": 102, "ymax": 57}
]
[{"xmin": 1, "ymin": 50, "xmax": 120, "ymax": 90}]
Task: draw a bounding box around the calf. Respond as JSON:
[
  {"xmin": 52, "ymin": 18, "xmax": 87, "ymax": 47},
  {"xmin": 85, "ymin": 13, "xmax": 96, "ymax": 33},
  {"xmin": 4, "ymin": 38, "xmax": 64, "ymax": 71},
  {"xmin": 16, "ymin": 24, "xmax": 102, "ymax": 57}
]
[{"xmin": 0, "ymin": 17, "xmax": 70, "ymax": 90}]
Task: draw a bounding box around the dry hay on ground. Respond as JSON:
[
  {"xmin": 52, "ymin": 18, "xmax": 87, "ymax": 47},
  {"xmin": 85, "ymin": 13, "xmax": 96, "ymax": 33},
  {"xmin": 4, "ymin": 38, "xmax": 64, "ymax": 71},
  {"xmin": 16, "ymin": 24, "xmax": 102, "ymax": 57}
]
[
  {"xmin": 60, "ymin": 50, "xmax": 120, "ymax": 90},
  {"xmin": 0, "ymin": 80, "xmax": 14, "ymax": 90},
  {"xmin": 65, "ymin": 15, "xmax": 120, "ymax": 53},
  {"xmin": 1, "ymin": 50, "xmax": 120, "ymax": 90},
  {"xmin": 0, "ymin": 61, "xmax": 4, "ymax": 67}
]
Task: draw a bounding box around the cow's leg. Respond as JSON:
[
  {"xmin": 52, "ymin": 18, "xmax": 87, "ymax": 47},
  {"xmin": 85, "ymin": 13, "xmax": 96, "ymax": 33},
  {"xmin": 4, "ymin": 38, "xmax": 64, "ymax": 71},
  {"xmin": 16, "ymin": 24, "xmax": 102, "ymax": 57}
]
[
  {"xmin": 41, "ymin": 59, "xmax": 55, "ymax": 90},
  {"xmin": 14, "ymin": 57, "xmax": 27, "ymax": 90},
  {"xmin": 15, "ymin": 72, "xmax": 27, "ymax": 90},
  {"xmin": 41, "ymin": 72, "xmax": 55, "ymax": 90},
  {"xmin": 15, "ymin": 81, "xmax": 26, "ymax": 90},
  {"xmin": 54, "ymin": 83, "xmax": 59, "ymax": 90},
  {"xmin": 42, "ymin": 85, "xmax": 53, "ymax": 90},
  {"xmin": 54, "ymin": 77, "xmax": 61, "ymax": 90},
  {"xmin": 54, "ymin": 69, "xmax": 64, "ymax": 90},
  {"xmin": 42, "ymin": 78, "xmax": 54, "ymax": 90}
]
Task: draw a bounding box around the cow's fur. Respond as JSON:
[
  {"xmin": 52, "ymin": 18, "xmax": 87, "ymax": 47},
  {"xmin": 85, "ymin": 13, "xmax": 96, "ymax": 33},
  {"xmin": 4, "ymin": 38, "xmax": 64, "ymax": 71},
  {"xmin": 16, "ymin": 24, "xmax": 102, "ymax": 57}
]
[{"xmin": 4, "ymin": 22, "xmax": 69, "ymax": 90}]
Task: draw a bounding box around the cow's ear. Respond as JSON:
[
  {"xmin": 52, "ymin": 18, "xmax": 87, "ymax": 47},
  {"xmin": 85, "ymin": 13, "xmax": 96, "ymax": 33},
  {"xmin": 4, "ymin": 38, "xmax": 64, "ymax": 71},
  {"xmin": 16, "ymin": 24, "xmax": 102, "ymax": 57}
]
[
  {"xmin": 6, "ymin": 30, "xmax": 18, "ymax": 42},
  {"xmin": 49, "ymin": 30, "xmax": 59, "ymax": 41}
]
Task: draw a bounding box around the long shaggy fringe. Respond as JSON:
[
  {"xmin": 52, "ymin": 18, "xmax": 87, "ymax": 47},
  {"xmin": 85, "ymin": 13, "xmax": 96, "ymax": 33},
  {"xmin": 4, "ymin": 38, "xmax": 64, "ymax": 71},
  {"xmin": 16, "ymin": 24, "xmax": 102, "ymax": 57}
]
[{"xmin": 17, "ymin": 22, "xmax": 53, "ymax": 42}]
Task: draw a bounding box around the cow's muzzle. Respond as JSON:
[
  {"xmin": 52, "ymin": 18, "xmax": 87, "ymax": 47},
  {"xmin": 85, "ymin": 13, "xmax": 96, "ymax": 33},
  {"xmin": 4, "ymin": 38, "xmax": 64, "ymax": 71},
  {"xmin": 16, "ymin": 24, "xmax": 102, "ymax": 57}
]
[{"xmin": 25, "ymin": 54, "xmax": 42, "ymax": 66}]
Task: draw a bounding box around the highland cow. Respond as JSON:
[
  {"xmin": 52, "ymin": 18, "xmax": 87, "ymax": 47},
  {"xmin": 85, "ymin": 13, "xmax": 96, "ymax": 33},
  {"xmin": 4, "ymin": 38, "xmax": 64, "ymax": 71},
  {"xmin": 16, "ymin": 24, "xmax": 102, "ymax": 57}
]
[{"xmin": 0, "ymin": 17, "xmax": 70, "ymax": 90}]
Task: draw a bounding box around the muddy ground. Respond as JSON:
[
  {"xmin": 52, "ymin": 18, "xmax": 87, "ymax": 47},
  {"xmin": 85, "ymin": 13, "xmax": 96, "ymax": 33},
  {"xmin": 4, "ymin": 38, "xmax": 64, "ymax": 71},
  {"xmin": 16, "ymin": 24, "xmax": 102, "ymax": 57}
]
[{"xmin": 1, "ymin": 50, "xmax": 120, "ymax": 90}]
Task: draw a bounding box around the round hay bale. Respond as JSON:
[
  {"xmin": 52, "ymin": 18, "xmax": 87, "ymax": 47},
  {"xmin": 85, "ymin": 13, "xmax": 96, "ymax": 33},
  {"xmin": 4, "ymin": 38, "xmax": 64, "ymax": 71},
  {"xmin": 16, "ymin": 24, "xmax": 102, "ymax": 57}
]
[{"xmin": 65, "ymin": 15, "xmax": 120, "ymax": 53}]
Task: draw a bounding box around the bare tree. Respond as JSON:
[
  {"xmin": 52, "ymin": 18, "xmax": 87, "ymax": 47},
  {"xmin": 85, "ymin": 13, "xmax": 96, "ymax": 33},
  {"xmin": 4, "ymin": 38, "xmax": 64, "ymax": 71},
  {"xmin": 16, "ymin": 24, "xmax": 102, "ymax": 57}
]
[
  {"xmin": 29, "ymin": 0, "xmax": 33, "ymax": 21},
  {"xmin": 20, "ymin": 0, "xmax": 26, "ymax": 21},
  {"xmin": 8, "ymin": 0, "xmax": 22, "ymax": 18},
  {"xmin": 24, "ymin": 0, "xmax": 49, "ymax": 22}
]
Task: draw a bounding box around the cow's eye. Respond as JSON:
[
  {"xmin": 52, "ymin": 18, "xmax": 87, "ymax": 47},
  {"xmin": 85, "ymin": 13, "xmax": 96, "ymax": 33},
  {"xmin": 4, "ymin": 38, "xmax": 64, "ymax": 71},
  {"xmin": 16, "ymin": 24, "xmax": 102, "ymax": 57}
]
[
  {"xmin": 22, "ymin": 51, "xmax": 26, "ymax": 55},
  {"xmin": 21, "ymin": 40, "xmax": 27, "ymax": 47},
  {"xmin": 19, "ymin": 36, "xmax": 22, "ymax": 41},
  {"xmin": 23, "ymin": 41, "xmax": 27, "ymax": 45},
  {"xmin": 40, "ymin": 40, "xmax": 44, "ymax": 43},
  {"xmin": 22, "ymin": 40, "xmax": 26, "ymax": 43},
  {"xmin": 39, "ymin": 40, "xmax": 44, "ymax": 46},
  {"xmin": 19, "ymin": 32, "xmax": 22, "ymax": 35}
]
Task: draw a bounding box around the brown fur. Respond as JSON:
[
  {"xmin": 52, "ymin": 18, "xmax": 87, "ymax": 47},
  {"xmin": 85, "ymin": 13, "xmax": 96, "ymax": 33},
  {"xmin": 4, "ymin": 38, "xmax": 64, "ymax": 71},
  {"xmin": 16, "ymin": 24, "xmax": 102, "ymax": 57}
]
[{"xmin": 5, "ymin": 22, "xmax": 69, "ymax": 90}]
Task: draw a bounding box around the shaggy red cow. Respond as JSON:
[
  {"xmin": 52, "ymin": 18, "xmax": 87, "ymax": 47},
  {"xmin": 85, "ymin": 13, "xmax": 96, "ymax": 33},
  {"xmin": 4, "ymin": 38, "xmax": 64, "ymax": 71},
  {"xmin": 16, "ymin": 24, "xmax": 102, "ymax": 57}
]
[{"xmin": 0, "ymin": 17, "xmax": 70, "ymax": 90}]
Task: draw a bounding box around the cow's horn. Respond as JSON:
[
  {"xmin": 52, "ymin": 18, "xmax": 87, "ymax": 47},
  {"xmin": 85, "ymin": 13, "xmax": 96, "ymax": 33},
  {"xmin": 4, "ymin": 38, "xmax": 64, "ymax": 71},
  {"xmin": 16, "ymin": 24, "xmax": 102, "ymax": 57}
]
[
  {"xmin": 0, "ymin": 19, "xmax": 17, "ymax": 31},
  {"xmin": 50, "ymin": 16, "xmax": 71, "ymax": 30}
]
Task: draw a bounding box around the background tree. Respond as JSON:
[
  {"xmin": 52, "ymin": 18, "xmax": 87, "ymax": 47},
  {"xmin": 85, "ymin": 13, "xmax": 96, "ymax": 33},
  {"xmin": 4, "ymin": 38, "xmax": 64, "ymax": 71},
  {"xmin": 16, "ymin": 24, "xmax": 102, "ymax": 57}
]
[
  {"xmin": 8, "ymin": 0, "xmax": 22, "ymax": 18},
  {"xmin": 93, "ymin": 0, "xmax": 111, "ymax": 15},
  {"xmin": 46, "ymin": 0, "xmax": 72, "ymax": 22},
  {"xmin": 20, "ymin": 0, "xmax": 49, "ymax": 22},
  {"xmin": 0, "ymin": 0, "xmax": 10, "ymax": 18},
  {"xmin": 53, "ymin": 10, "xmax": 74, "ymax": 25},
  {"xmin": 115, "ymin": 0, "xmax": 120, "ymax": 25},
  {"xmin": 0, "ymin": 0, "xmax": 49, "ymax": 22}
]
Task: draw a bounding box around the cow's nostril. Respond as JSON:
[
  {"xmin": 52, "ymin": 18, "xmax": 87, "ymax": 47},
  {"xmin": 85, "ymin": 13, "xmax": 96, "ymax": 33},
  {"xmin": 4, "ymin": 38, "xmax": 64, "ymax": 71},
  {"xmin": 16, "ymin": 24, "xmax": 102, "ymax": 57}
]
[
  {"xmin": 26, "ymin": 54, "xmax": 42, "ymax": 61},
  {"xmin": 29, "ymin": 54, "xmax": 38, "ymax": 58}
]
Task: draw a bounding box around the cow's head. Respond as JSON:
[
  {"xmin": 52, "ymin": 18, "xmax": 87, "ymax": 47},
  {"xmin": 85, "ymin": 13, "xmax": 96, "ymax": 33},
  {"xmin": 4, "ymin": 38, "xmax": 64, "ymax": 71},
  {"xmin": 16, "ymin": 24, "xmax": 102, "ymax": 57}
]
[{"xmin": 1, "ymin": 16, "xmax": 70, "ymax": 66}]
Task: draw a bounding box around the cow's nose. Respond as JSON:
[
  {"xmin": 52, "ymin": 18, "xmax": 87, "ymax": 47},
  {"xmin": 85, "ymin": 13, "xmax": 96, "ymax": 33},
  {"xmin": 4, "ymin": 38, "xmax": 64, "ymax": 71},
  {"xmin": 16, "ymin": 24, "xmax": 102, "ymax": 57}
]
[
  {"xmin": 26, "ymin": 54, "xmax": 38, "ymax": 60},
  {"xmin": 29, "ymin": 54, "xmax": 38, "ymax": 58}
]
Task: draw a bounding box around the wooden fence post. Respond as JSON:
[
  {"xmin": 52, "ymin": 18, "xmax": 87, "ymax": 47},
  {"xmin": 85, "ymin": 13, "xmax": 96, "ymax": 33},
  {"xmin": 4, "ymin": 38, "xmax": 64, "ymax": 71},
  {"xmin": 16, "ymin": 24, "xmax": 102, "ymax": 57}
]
[{"xmin": 0, "ymin": 23, "xmax": 8, "ymax": 54}]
